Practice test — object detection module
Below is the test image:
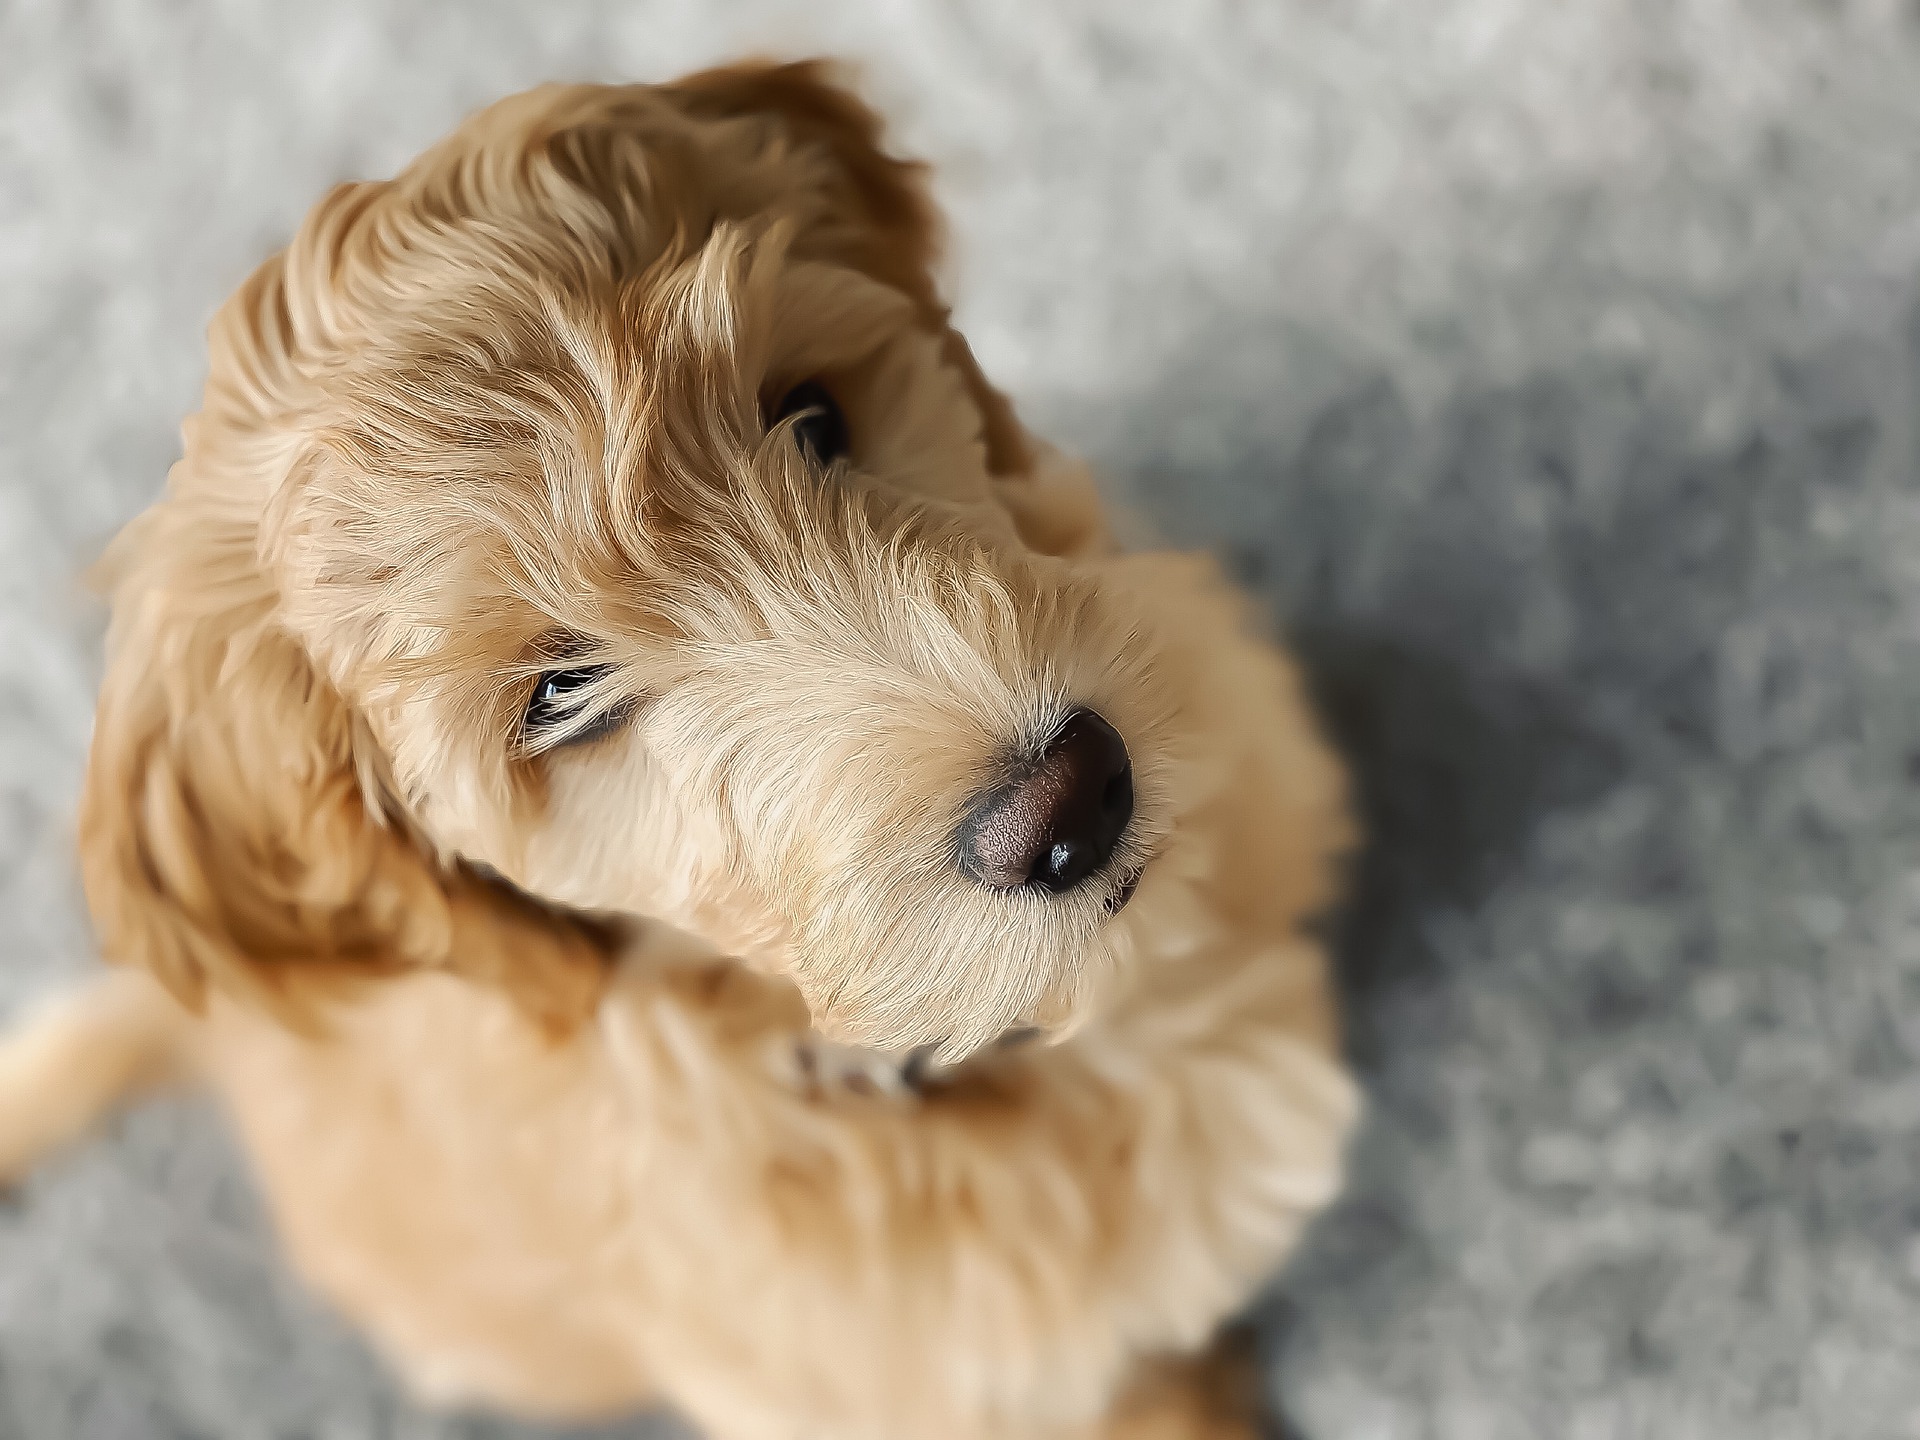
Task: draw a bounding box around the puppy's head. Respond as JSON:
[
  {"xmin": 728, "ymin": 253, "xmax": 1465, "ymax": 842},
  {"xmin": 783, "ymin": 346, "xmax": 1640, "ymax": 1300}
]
[{"xmin": 81, "ymin": 63, "xmax": 1234, "ymax": 1059}]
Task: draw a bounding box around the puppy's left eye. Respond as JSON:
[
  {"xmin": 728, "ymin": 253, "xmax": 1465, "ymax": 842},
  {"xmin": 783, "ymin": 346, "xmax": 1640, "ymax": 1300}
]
[
  {"xmin": 770, "ymin": 380, "xmax": 849, "ymax": 466},
  {"xmin": 524, "ymin": 664, "xmax": 626, "ymax": 747}
]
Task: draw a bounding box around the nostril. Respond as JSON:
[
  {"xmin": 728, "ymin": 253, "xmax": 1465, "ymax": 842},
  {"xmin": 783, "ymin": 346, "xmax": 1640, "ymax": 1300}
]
[
  {"xmin": 1033, "ymin": 839, "xmax": 1087, "ymax": 890},
  {"xmin": 958, "ymin": 708, "xmax": 1135, "ymax": 894}
]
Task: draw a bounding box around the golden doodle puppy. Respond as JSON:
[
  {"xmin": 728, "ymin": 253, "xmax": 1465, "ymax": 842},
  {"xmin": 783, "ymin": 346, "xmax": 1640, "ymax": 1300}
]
[{"xmin": 0, "ymin": 61, "xmax": 1357, "ymax": 1440}]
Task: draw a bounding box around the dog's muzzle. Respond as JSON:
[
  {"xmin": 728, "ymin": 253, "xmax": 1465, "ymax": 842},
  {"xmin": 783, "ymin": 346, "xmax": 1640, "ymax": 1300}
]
[{"xmin": 957, "ymin": 708, "xmax": 1134, "ymax": 893}]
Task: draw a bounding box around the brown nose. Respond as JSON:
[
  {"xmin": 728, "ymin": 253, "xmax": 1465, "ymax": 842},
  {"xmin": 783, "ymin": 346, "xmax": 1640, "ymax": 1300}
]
[{"xmin": 959, "ymin": 709, "xmax": 1134, "ymax": 893}]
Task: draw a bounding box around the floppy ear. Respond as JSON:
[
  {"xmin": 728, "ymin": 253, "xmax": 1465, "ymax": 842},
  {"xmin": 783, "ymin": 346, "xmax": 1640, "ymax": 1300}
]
[
  {"xmin": 77, "ymin": 248, "xmax": 609, "ymax": 1034},
  {"xmin": 666, "ymin": 59, "xmax": 1030, "ymax": 473}
]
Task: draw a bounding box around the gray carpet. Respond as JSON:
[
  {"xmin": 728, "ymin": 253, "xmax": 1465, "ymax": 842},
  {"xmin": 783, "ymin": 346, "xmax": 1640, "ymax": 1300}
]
[{"xmin": 4, "ymin": 2, "xmax": 1920, "ymax": 1436}]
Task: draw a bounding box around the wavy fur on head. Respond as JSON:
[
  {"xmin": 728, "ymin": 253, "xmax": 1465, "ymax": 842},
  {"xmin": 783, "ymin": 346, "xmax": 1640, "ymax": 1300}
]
[{"xmin": 7, "ymin": 59, "xmax": 1358, "ymax": 1440}]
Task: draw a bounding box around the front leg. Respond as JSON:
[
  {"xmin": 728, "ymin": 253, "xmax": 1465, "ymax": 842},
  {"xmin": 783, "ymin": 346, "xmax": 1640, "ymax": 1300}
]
[{"xmin": 600, "ymin": 939, "xmax": 1351, "ymax": 1440}]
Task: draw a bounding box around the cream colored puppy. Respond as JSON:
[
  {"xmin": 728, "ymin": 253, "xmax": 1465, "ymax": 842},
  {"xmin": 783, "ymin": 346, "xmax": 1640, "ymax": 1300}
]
[{"xmin": 0, "ymin": 61, "xmax": 1357, "ymax": 1440}]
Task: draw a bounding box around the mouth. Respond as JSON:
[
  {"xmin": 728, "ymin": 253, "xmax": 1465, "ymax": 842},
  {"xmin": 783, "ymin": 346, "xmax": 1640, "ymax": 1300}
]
[
  {"xmin": 903, "ymin": 1023, "xmax": 1048, "ymax": 1089},
  {"xmin": 1104, "ymin": 862, "xmax": 1146, "ymax": 917}
]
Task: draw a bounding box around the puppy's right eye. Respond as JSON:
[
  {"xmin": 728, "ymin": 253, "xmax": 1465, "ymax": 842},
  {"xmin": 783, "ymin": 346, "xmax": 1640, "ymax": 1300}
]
[
  {"xmin": 770, "ymin": 380, "xmax": 850, "ymax": 467},
  {"xmin": 524, "ymin": 664, "xmax": 625, "ymax": 747}
]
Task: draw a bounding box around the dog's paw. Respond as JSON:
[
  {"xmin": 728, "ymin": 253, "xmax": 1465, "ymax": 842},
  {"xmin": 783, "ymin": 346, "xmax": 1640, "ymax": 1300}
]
[{"xmin": 789, "ymin": 1034, "xmax": 917, "ymax": 1103}]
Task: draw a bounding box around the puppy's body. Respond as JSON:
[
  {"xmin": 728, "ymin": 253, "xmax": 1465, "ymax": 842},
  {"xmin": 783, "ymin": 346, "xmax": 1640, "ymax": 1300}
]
[{"xmin": 0, "ymin": 64, "xmax": 1355, "ymax": 1440}]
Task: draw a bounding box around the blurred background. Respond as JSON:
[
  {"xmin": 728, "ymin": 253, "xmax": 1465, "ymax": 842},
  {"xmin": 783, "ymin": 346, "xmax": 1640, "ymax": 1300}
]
[{"xmin": 5, "ymin": 2, "xmax": 1920, "ymax": 1437}]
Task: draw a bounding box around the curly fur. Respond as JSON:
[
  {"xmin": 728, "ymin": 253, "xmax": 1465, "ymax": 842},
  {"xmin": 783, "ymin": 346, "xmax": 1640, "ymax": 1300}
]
[{"xmin": 0, "ymin": 59, "xmax": 1357, "ymax": 1440}]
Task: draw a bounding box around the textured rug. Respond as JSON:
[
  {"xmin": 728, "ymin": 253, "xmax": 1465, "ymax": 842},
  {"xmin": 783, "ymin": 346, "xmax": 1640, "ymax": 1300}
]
[{"xmin": 4, "ymin": 3, "xmax": 1920, "ymax": 1437}]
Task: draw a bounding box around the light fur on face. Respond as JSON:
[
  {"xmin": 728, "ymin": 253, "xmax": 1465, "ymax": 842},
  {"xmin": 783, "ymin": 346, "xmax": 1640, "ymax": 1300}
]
[{"xmin": 1, "ymin": 59, "xmax": 1360, "ymax": 1440}]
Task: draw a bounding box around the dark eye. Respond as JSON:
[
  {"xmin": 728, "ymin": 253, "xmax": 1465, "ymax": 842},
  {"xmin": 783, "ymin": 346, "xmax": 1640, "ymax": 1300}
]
[
  {"xmin": 771, "ymin": 380, "xmax": 849, "ymax": 466},
  {"xmin": 523, "ymin": 664, "xmax": 627, "ymax": 748}
]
